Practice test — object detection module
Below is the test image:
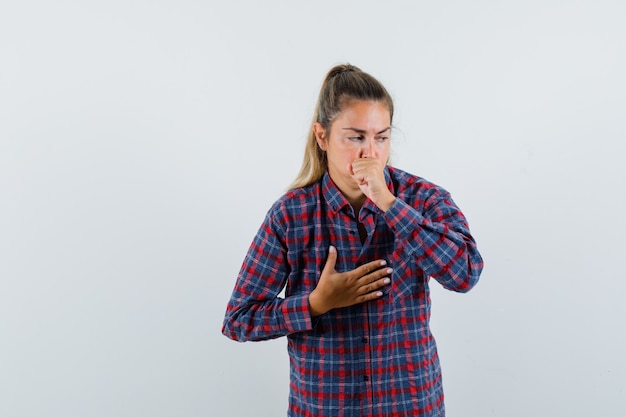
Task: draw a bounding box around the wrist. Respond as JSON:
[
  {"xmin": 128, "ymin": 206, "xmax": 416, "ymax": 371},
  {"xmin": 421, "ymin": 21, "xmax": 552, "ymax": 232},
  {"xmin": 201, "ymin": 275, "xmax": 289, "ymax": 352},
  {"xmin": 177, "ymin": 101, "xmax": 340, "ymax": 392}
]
[
  {"xmin": 308, "ymin": 289, "xmax": 330, "ymax": 317},
  {"xmin": 376, "ymin": 191, "xmax": 396, "ymax": 212}
]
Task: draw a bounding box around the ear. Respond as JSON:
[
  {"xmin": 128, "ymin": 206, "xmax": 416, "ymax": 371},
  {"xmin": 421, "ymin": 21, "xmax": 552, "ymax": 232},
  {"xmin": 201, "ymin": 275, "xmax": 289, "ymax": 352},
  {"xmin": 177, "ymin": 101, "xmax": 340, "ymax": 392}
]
[{"xmin": 313, "ymin": 122, "xmax": 327, "ymax": 151}]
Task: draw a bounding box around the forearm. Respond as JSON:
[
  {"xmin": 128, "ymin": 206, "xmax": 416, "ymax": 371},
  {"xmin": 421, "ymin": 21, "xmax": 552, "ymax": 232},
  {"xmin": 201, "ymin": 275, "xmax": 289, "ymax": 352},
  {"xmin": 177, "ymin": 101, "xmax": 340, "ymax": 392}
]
[
  {"xmin": 384, "ymin": 197, "xmax": 483, "ymax": 292},
  {"xmin": 222, "ymin": 292, "xmax": 313, "ymax": 342}
]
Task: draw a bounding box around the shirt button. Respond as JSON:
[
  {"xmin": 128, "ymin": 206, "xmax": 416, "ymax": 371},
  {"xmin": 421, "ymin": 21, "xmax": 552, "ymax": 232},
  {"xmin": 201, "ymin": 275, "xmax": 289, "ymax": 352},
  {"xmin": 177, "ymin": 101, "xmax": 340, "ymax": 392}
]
[
  {"xmin": 362, "ymin": 337, "xmax": 368, "ymax": 343},
  {"xmin": 363, "ymin": 375, "xmax": 369, "ymax": 381}
]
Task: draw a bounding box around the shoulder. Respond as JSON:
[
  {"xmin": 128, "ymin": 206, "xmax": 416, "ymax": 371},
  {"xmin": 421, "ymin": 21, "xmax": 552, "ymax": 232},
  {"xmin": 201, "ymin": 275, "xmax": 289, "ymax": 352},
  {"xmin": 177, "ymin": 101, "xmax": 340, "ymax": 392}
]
[
  {"xmin": 265, "ymin": 181, "xmax": 322, "ymax": 222},
  {"xmin": 387, "ymin": 166, "xmax": 449, "ymax": 199}
]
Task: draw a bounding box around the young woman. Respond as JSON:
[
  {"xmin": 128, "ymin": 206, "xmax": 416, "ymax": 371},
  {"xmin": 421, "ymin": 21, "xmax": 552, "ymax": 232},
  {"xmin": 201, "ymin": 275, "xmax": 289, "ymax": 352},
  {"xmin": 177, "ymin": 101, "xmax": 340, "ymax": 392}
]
[{"xmin": 222, "ymin": 64, "xmax": 484, "ymax": 417}]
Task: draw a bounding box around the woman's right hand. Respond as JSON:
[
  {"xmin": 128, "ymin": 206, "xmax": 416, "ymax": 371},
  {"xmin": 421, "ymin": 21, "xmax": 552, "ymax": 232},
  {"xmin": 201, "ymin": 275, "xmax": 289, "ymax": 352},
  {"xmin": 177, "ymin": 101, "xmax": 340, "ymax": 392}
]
[{"xmin": 308, "ymin": 246, "xmax": 392, "ymax": 317}]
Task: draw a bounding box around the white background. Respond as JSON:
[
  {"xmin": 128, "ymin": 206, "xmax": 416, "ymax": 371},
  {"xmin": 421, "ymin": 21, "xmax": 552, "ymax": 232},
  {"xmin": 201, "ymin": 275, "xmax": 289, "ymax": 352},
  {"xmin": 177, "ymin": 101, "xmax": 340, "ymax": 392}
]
[{"xmin": 1, "ymin": 1, "xmax": 625, "ymax": 416}]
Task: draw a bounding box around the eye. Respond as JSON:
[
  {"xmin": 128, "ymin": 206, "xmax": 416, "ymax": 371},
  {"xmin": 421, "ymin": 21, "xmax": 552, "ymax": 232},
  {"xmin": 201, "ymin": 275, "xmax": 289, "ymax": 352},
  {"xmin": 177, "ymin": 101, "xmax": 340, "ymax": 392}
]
[
  {"xmin": 376, "ymin": 136, "xmax": 389, "ymax": 142},
  {"xmin": 349, "ymin": 136, "xmax": 364, "ymax": 142}
]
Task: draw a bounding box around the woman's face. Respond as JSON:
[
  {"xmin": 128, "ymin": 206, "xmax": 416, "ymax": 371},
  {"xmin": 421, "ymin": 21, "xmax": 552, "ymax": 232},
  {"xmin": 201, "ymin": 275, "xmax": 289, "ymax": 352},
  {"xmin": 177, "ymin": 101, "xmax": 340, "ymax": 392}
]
[{"xmin": 314, "ymin": 100, "xmax": 391, "ymax": 200}]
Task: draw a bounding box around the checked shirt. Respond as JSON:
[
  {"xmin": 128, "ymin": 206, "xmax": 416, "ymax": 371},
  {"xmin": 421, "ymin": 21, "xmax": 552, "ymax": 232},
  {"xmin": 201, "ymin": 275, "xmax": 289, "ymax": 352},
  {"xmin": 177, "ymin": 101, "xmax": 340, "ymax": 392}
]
[{"xmin": 222, "ymin": 166, "xmax": 483, "ymax": 417}]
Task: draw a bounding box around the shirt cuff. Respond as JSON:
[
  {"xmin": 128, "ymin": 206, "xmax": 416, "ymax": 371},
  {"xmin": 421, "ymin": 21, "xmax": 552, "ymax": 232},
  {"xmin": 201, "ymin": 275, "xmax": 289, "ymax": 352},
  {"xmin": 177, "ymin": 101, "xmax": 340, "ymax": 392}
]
[{"xmin": 281, "ymin": 293, "xmax": 314, "ymax": 334}]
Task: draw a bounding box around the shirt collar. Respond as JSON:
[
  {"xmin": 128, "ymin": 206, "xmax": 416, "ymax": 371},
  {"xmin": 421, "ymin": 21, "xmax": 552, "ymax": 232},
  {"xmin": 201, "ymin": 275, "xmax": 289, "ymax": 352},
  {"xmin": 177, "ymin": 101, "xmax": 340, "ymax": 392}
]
[
  {"xmin": 322, "ymin": 167, "xmax": 394, "ymax": 215},
  {"xmin": 322, "ymin": 172, "xmax": 350, "ymax": 214}
]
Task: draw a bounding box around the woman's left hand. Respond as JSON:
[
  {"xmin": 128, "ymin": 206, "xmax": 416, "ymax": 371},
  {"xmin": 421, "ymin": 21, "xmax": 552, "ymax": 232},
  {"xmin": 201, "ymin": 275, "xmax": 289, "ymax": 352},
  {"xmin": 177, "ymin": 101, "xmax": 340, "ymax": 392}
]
[{"xmin": 350, "ymin": 158, "xmax": 396, "ymax": 211}]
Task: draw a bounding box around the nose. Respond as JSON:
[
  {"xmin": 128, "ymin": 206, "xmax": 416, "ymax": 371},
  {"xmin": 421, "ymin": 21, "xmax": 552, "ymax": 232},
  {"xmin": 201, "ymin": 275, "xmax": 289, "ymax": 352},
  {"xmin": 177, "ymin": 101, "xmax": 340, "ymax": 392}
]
[{"xmin": 360, "ymin": 139, "xmax": 377, "ymax": 159}]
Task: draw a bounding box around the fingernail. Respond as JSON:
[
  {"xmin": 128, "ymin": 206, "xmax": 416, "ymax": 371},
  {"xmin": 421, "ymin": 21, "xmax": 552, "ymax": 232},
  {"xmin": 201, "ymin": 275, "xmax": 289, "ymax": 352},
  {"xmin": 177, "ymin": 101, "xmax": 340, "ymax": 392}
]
[
  {"xmin": 386, "ymin": 268, "xmax": 393, "ymax": 274},
  {"xmin": 376, "ymin": 291, "xmax": 383, "ymax": 297},
  {"xmin": 383, "ymin": 278, "xmax": 391, "ymax": 284},
  {"xmin": 380, "ymin": 260, "xmax": 387, "ymax": 266},
  {"xmin": 329, "ymin": 246, "xmax": 336, "ymax": 253}
]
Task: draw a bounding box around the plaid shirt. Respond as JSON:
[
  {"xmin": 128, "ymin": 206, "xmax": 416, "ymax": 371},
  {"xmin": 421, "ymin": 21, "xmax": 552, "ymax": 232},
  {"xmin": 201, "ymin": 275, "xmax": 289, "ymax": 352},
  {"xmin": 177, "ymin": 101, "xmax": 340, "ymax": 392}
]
[{"xmin": 223, "ymin": 167, "xmax": 483, "ymax": 417}]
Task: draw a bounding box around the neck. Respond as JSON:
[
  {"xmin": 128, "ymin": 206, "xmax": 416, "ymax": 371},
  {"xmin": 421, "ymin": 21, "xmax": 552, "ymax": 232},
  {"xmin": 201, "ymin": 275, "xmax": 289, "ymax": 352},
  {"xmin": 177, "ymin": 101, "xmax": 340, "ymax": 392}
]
[
  {"xmin": 346, "ymin": 193, "xmax": 366, "ymax": 215},
  {"xmin": 326, "ymin": 170, "xmax": 366, "ymax": 213}
]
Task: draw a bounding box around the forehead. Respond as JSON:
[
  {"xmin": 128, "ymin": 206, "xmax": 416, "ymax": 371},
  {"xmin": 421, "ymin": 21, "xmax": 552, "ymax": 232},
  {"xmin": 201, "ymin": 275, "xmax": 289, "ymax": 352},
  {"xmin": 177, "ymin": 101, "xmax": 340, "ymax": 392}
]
[{"xmin": 332, "ymin": 100, "xmax": 391, "ymax": 132}]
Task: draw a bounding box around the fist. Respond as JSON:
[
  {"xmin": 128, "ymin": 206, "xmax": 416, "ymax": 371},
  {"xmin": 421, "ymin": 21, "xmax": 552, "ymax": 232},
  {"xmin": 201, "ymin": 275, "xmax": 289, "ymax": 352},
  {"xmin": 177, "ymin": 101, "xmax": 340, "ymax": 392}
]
[{"xmin": 349, "ymin": 158, "xmax": 395, "ymax": 211}]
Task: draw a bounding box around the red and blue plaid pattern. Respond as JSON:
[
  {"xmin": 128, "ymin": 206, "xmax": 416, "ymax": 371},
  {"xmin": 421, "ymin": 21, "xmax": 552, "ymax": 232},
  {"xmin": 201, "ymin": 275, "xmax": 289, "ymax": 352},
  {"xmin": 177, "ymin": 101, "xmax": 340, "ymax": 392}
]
[{"xmin": 223, "ymin": 167, "xmax": 483, "ymax": 417}]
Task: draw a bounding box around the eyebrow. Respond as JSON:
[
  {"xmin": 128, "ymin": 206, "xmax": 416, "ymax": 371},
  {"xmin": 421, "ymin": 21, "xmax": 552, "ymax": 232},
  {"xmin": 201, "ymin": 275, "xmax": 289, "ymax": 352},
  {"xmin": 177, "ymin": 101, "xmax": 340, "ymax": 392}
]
[{"xmin": 341, "ymin": 127, "xmax": 391, "ymax": 135}]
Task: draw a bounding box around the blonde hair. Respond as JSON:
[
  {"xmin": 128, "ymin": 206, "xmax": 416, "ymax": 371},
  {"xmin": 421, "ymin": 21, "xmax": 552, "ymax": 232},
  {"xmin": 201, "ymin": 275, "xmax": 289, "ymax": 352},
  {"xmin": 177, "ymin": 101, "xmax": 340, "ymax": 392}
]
[{"xmin": 288, "ymin": 64, "xmax": 394, "ymax": 190}]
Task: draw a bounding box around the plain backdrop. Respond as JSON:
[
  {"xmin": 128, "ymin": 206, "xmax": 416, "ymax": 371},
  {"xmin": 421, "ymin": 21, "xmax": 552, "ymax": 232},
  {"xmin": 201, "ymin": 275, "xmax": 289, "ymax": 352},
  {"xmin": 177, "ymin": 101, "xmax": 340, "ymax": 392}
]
[{"xmin": 1, "ymin": 1, "xmax": 625, "ymax": 416}]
